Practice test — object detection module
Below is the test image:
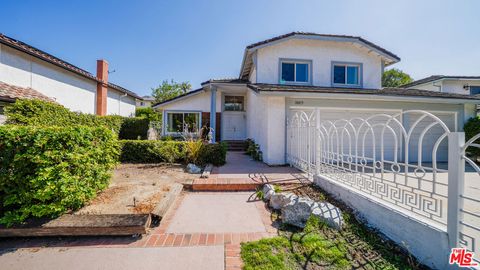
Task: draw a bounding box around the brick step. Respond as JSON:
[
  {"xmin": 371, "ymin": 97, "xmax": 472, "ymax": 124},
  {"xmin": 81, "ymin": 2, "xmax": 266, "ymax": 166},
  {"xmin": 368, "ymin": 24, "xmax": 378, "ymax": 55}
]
[
  {"xmin": 191, "ymin": 178, "xmax": 306, "ymax": 191},
  {"xmin": 223, "ymin": 140, "xmax": 246, "ymax": 151}
]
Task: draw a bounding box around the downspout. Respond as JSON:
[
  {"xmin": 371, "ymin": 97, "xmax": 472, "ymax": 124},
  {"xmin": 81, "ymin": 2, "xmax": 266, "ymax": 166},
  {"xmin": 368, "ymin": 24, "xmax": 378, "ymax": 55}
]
[{"xmin": 119, "ymin": 93, "xmax": 128, "ymax": 116}]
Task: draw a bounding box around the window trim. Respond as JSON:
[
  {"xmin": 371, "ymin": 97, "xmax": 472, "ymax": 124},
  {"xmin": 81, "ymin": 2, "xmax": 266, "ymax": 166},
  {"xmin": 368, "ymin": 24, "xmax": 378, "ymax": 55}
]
[
  {"xmin": 278, "ymin": 58, "xmax": 312, "ymax": 85},
  {"xmin": 163, "ymin": 110, "xmax": 202, "ymax": 135},
  {"xmin": 331, "ymin": 61, "xmax": 363, "ymax": 88}
]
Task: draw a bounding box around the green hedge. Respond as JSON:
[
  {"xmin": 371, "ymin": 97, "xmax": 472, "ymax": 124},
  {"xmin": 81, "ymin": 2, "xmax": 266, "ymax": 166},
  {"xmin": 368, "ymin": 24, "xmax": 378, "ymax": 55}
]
[
  {"xmin": 119, "ymin": 117, "xmax": 150, "ymax": 140},
  {"xmin": 198, "ymin": 142, "xmax": 228, "ymax": 166},
  {"xmin": 119, "ymin": 140, "xmax": 227, "ymax": 166},
  {"xmin": 4, "ymin": 99, "xmax": 150, "ymax": 139},
  {"xmin": 464, "ymin": 117, "xmax": 480, "ymax": 156},
  {"xmin": 119, "ymin": 140, "xmax": 186, "ymax": 163},
  {"xmin": 5, "ymin": 99, "xmax": 125, "ymax": 133},
  {"xmin": 0, "ymin": 125, "xmax": 119, "ymax": 226}
]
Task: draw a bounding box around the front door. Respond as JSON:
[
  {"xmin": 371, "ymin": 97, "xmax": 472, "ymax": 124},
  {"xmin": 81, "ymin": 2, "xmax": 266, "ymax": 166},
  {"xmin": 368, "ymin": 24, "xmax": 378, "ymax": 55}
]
[{"xmin": 223, "ymin": 112, "xmax": 246, "ymax": 140}]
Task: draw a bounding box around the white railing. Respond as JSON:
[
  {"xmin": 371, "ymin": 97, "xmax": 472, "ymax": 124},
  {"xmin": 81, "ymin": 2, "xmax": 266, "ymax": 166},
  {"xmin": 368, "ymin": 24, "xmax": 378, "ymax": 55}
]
[{"xmin": 287, "ymin": 109, "xmax": 480, "ymax": 257}]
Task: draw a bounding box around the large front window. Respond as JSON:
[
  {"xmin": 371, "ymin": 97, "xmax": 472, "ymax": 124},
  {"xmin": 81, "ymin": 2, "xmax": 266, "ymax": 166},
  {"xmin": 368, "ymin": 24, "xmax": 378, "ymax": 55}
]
[
  {"xmin": 166, "ymin": 112, "xmax": 200, "ymax": 133},
  {"xmin": 332, "ymin": 63, "xmax": 361, "ymax": 87},
  {"xmin": 280, "ymin": 60, "xmax": 311, "ymax": 84}
]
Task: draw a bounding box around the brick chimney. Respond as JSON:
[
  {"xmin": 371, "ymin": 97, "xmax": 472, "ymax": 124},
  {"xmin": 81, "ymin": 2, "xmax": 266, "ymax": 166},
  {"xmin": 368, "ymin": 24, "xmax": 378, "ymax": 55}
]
[{"xmin": 96, "ymin": 59, "xmax": 108, "ymax": 115}]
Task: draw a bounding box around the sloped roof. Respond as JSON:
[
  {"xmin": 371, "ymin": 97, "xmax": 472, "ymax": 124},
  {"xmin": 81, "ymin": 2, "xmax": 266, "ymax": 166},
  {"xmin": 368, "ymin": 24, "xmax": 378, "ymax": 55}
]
[
  {"xmin": 0, "ymin": 81, "xmax": 54, "ymax": 102},
  {"xmin": 400, "ymin": 75, "xmax": 480, "ymax": 88},
  {"xmin": 0, "ymin": 33, "xmax": 141, "ymax": 99},
  {"xmin": 247, "ymin": 83, "xmax": 480, "ymax": 100},
  {"xmin": 240, "ymin": 32, "xmax": 401, "ymax": 80}
]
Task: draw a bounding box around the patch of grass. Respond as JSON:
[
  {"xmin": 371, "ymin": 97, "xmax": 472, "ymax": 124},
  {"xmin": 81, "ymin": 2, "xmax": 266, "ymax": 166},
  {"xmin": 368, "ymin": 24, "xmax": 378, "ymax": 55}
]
[
  {"xmin": 241, "ymin": 184, "xmax": 426, "ymax": 270},
  {"xmin": 241, "ymin": 237, "xmax": 297, "ymax": 270}
]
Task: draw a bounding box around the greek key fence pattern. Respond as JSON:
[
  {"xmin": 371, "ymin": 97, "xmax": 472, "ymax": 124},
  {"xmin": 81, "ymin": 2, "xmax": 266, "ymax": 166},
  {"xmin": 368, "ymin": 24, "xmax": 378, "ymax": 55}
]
[{"xmin": 288, "ymin": 109, "xmax": 451, "ymax": 225}]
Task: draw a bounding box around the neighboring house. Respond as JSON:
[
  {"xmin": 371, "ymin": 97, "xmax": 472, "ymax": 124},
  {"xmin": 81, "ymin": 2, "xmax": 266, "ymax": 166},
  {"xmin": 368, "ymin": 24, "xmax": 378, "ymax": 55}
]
[
  {"xmin": 401, "ymin": 75, "xmax": 480, "ymax": 95},
  {"xmin": 0, "ymin": 81, "xmax": 54, "ymax": 124},
  {"xmin": 0, "ymin": 33, "xmax": 141, "ymax": 117},
  {"xmin": 136, "ymin": 95, "xmax": 155, "ymax": 108},
  {"xmin": 152, "ymin": 32, "xmax": 480, "ymax": 165}
]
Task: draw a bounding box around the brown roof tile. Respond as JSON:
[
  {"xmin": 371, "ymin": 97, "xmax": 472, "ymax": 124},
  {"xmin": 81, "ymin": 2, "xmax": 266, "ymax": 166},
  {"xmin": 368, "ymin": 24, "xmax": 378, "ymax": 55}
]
[{"xmin": 0, "ymin": 81, "xmax": 54, "ymax": 102}]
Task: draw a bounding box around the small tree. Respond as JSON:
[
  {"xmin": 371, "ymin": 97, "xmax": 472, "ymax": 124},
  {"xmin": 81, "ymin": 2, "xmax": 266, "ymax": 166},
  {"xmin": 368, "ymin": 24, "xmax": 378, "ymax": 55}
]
[
  {"xmin": 382, "ymin": 68, "xmax": 413, "ymax": 87},
  {"xmin": 135, "ymin": 107, "xmax": 161, "ymax": 122},
  {"xmin": 152, "ymin": 80, "xmax": 192, "ymax": 103}
]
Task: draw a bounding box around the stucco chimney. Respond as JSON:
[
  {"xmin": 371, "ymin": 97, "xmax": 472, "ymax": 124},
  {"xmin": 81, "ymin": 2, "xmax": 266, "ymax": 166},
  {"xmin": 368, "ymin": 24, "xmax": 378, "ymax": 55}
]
[{"xmin": 96, "ymin": 59, "xmax": 108, "ymax": 115}]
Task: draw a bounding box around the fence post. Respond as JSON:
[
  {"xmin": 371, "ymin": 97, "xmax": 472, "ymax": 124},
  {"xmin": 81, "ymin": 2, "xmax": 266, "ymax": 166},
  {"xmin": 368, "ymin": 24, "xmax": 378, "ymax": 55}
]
[
  {"xmin": 447, "ymin": 132, "xmax": 465, "ymax": 250},
  {"xmin": 315, "ymin": 108, "xmax": 321, "ymax": 176}
]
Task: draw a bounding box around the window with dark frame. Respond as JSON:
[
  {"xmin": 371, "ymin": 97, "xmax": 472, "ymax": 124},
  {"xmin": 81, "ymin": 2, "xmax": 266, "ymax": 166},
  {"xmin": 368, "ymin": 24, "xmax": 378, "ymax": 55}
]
[
  {"xmin": 333, "ymin": 64, "xmax": 360, "ymax": 86},
  {"xmin": 470, "ymin": 86, "xmax": 480, "ymax": 96},
  {"xmin": 224, "ymin": 96, "xmax": 244, "ymax": 111},
  {"xmin": 280, "ymin": 61, "xmax": 310, "ymax": 84}
]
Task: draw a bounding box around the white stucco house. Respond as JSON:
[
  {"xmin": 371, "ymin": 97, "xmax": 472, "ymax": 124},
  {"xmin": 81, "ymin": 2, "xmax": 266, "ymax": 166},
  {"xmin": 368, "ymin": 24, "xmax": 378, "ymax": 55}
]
[
  {"xmin": 153, "ymin": 32, "xmax": 480, "ymax": 165},
  {"xmin": 136, "ymin": 96, "xmax": 155, "ymax": 108},
  {"xmin": 0, "ymin": 33, "xmax": 141, "ymax": 117},
  {"xmin": 401, "ymin": 75, "xmax": 480, "ymax": 95}
]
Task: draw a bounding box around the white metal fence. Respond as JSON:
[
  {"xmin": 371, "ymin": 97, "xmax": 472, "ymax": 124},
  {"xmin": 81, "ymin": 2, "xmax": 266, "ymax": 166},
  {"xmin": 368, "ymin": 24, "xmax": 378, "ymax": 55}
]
[{"xmin": 287, "ymin": 109, "xmax": 480, "ymax": 260}]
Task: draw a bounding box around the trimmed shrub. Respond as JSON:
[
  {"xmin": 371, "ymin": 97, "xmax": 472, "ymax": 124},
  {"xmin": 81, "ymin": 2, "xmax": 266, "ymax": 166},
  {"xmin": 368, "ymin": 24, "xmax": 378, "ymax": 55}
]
[
  {"xmin": 198, "ymin": 142, "xmax": 228, "ymax": 166},
  {"xmin": 119, "ymin": 140, "xmax": 186, "ymax": 163},
  {"xmin": 5, "ymin": 99, "xmax": 124, "ymax": 133},
  {"xmin": 464, "ymin": 117, "xmax": 480, "ymax": 157},
  {"xmin": 118, "ymin": 117, "xmax": 150, "ymax": 140},
  {"xmin": 0, "ymin": 125, "xmax": 119, "ymax": 226}
]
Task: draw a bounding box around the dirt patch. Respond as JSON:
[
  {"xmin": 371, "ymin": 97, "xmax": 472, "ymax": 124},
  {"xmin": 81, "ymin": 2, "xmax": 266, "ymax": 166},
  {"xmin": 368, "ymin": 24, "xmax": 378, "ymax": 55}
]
[{"xmin": 76, "ymin": 163, "xmax": 197, "ymax": 215}]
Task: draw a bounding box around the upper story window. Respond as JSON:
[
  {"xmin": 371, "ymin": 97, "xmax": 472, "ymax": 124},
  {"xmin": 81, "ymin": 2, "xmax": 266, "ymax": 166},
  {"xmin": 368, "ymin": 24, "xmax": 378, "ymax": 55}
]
[
  {"xmin": 470, "ymin": 86, "xmax": 480, "ymax": 95},
  {"xmin": 280, "ymin": 59, "xmax": 311, "ymax": 84},
  {"xmin": 332, "ymin": 62, "xmax": 362, "ymax": 87},
  {"xmin": 224, "ymin": 96, "xmax": 244, "ymax": 111}
]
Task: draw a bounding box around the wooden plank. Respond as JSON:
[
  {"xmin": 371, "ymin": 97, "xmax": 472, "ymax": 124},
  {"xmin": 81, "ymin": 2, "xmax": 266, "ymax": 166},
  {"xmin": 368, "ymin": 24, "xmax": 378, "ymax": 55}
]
[
  {"xmin": 151, "ymin": 183, "xmax": 183, "ymax": 219},
  {"xmin": 201, "ymin": 164, "xmax": 213, "ymax": 178},
  {"xmin": 0, "ymin": 214, "xmax": 151, "ymax": 237}
]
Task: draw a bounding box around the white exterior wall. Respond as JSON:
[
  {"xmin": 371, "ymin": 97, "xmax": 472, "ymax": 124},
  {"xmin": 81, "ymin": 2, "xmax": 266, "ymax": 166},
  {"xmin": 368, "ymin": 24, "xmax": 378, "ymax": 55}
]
[
  {"xmin": 160, "ymin": 90, "xmax": 222, "ymax": 112},
  {"xmin": 245, "ymin": 91, "xmax": 285, "ymax": 165},
  {"xmin": 314, "ymin": 175, "xmax": 449, "ymax": 269},
  {"xmin": 0, "ymin": 44, "xmax": 136, "ymax": 116},
  {"xmin": 107, "ymin": 87, "xmax": 136, "ymax": 116},
  {"xmin": 255, "ymin": 39, "xmax": 383, "ymax": 89}
]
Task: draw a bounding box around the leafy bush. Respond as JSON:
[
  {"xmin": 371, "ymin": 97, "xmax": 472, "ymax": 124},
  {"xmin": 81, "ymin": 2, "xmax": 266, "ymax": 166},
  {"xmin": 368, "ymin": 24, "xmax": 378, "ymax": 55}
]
[
  {"xmin": 118, "ymin": 117, "xmax": 150, "ymax": 140},
  {"xmin": 245, "ymin": 138, "xmax": 262, "ymax": 161},
  {"xmin": 119, "ymin": 140, "xmax": 227, "ymax": 166},
  {"xmin": 135, "ymin": 107, "xmax": 162, "ymax": 122},
  {"xmin": 5, "ymin": 99, "xmax": 124, "ymax": 133},
  {"xmin": 185, "ymin": 140, "xmax": 204, "ymax": 164},
  {"xmin": 464, "ymin": 117, "xmax": 480, "ymax": 157},
  {"xmin": 198, "ymin": 142, "xmax": 228, "ymax": 166},
  {"xmin": 119, "ymin": 140, "xmax": 186, "ymax": 163},
  {"xmin": 0, "ymin": 125, "xmax": 119, "ymax": 226}
]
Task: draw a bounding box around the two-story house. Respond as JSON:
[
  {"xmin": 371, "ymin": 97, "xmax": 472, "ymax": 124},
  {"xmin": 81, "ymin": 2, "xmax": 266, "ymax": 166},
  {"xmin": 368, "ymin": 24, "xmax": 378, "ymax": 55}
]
[{"xmin": 153, "ymin": 32, "xmax": 480, "ymax": 165}]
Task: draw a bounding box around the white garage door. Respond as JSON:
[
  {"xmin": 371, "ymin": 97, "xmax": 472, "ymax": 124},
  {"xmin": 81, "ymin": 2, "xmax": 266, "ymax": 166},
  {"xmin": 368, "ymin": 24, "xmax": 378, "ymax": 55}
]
[
  {"xmin": 314, "ymin": 109, "xmax": 456, "ymax": 163},
  {"xmin": 318, "ymin": 109, "xmax": 401, "ymax": 161}
]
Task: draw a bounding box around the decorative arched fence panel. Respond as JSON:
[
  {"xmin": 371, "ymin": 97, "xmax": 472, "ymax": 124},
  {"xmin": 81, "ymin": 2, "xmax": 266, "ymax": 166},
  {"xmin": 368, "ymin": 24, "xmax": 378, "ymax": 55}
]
[{"xmin": 287, "ymin": 108, "xmax": 480, "ymax": 261}]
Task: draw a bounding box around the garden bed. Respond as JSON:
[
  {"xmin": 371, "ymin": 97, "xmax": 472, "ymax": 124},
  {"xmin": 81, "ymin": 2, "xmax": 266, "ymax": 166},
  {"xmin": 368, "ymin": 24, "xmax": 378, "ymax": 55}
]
[
  {"xmin": 241, "ymin": 184, "xmax": 428, "ymax": 270},
  {"xmin": 75, "ymin": 163, "xmax": 196, "ymax": 215}
]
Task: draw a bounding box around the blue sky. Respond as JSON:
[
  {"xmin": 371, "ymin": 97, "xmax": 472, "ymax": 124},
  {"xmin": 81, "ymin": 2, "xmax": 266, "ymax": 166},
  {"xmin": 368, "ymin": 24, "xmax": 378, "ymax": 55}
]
[{"xmin": 1, "ymin": 0, "xmax": 479, "ymax": 96}]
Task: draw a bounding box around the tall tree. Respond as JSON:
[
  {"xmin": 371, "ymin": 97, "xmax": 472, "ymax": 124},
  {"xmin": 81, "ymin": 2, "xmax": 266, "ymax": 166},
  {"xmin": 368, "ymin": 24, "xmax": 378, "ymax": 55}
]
[
  {"xmin": 151, "ymin": 80, "xmax": 192, "ymax": 103},
  {"xmin": 382, "ymin": 68, "xmax": 413, "ymax": 87}
]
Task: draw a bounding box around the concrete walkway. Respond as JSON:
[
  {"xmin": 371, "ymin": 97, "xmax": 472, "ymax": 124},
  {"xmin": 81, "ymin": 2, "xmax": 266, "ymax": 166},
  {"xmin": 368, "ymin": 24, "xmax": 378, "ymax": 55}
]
[
  {"xmin": 0, "ymin": 152, "xmax": 288, "ymax": 270},
  {"xmin": 0, "ymin": 246, "xmax": 224, "ymax": 270}
]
